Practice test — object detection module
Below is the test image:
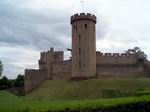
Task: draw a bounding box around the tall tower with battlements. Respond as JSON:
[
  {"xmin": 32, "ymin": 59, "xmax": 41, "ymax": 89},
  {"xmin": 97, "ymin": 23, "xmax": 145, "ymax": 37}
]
[{"xmin": 71, "ymin": 13, "xmax": 97, "ymax": 79}]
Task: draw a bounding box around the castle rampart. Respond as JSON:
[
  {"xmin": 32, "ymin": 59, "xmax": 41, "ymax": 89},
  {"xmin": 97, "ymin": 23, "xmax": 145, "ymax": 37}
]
[
  {"xmin": 25, "ymin": 69, "xmax": 47, "ymax": 93},
  {"xmin": 71, "ymin": 13, "xmax": 96, "ymax": 24},
  {"xmin": 96, "ymin": 52, "xmax": 137, "ymax": 65},
  {"xmin": 52, "ymin": 60, "xmax": 71, "ymax": 74},
  {"xmin": 96, "ymin": 52, "xmax": 144, "ymax": 77},
  {"xmin": 25, "ymin": 49, "xmax": 148, "ymax": 93}
]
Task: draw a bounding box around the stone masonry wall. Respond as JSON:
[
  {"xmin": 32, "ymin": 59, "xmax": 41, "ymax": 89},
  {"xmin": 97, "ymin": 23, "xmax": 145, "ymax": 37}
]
[
  {"xmin": 25, "ymin": 51, "xmax": 148, "ymax": 93},
  {"xmin": 96, "ymin": 52, "xmax": 145, "ymax": 77},
  {"xmin": 144, "ymin": 60, "xmax": 150, "ymax": 77},
  {"xmin": 25, "ymin": 69, "xmax": 47, "ymax": 93},
  {"xmin": 96, "ymin": 66, "xmax": 144, "ymax": 78},
  {"xmin": 71, "ymin": 13, "xmax": 96, "ymax": 78},
  {"xmin": 96, "ymin": 52, "xmax": 137, "ymax": 65},
  {"xmin": 52, "ymin": 60, "xmax": 71, "ymax": 79}
]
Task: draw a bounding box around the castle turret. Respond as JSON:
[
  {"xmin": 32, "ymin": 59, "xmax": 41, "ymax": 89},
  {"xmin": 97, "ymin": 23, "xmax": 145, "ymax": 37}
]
[
  {"xmin": 39, "ymin": 47, "xmax": 64, "ymax": 79},
  {"xmin": 71, "ymin": 13, "xmax": 97, "ymax": 79}
]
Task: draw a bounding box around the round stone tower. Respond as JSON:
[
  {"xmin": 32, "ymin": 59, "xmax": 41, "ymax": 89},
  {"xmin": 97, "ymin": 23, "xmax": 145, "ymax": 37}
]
[{"xmin": 70, "ymin": 13, "xmax": 97, "ymax": 79}]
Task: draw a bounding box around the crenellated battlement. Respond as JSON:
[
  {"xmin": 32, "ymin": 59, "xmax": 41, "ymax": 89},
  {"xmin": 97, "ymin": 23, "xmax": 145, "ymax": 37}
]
[
  {"xmin": 25, "ymin": 69, "xmax": 36, "ymax": 72},
  {"xmin": 41, "ymin": 48, "xmax": 63, "ymax": 59},
  {"xmin": 54, "ymin": 51, "xmax": 63, "ymax": 54},
  {"xmin": 25, "ymin": 69, "xmax": 40, "ymax": 73},
  {"xmin": 41, "ymin": 49, "xmax": 63, "ymax": 55},
  {"xmin": 71, "ymin": 13, "xmax": 96, "ymax": 24},
  {"xmin": 96, "ymin": 52, "xmax": 136, "ymax": 57}
]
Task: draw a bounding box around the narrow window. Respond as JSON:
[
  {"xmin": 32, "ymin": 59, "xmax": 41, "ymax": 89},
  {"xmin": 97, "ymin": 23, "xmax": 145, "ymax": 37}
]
[
  {"xmin": 79, "ymin": 60, "xmax": 81, "ymax": 68},
  {"xmin": 79, "ymin": 35, "xmax": 81, "ymax": 43},
  {"xmin": 74, "ymin": 25, "xmax": 75, "ymax": 29},
  {"xmin": 85, "ymin": 24, "xmax": 87, "ymax": 28},
  {"xmin": 79, "ymin": 48, "xmax": 81, "ymax": 55}
]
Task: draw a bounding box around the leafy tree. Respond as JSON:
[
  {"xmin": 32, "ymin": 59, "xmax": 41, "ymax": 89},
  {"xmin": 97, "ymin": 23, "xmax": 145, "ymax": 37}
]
[
  {"xmin": 125, "ymin": 47, "xmax": 147, "ymax": 59},
  {"xmin": 0, "ymin": 76, "xmax": 11, "ymax": 90},
  {"xmin": 0, "ymin": 61, "xmax": 2, "ymax": 77},
  {"xmin": 14, "ymin": 75, "xmax": 24, "ymax": 87},
  {"xmin": 1, "ymin": 76, "xmax": 8, "ymax": 85}
]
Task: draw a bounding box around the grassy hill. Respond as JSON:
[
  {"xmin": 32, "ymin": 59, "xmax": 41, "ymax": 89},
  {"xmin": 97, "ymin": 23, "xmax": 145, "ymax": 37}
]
[
  {"xmin": 25, "ymin": 78, "xmax": 150, "ymax": 100},
  {"xmin": 1, "ymin": 89, "xmax": 150, "ymax": 111},
  {"xmin": 2, "ymin": 78, "xmax": 150, "ymax": 111}
]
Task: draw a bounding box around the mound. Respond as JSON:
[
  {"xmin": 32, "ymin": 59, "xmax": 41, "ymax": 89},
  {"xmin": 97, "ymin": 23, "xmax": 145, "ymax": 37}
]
[{"xmin": 25, "ymin": 78, "xmax": 150, "ymax": 100}]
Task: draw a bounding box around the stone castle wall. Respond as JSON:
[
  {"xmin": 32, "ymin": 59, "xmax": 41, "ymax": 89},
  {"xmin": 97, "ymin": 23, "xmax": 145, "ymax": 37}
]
[
  {"xmin": 96, "ymin": 52, "xmax": 144, "ymax": 77},
  {"xmin": 96, "ymin": 66, "xmax": 144, "ymax": 78},
  {"xmin": 52, "ymin": 60, "xmax": 71, "ymax": 79},
  {"xmin": 25, "ymin": 69, "xmax": 47, "ymax": 93},
  {"xmin": 144, "ymin": 60, "xmax": 150, "ymax": 76},
  {"xmin": 25, "ymin": 50, "xmax": 148, "ymax": 93},
  {"xmin": 52, "ymin": 60, "xmax": 71, "ymax": 74},
  {"xmin": 96, "ymin": 52, "xmax": 137, "ymax": 65},
  {"xmin": 25, "ymin": 51, "xmax": 71, "ymax": 93}
]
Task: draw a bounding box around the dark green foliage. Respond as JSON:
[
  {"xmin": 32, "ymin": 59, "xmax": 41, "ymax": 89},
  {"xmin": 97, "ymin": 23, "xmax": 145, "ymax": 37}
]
[
  {"xmin": 14, "ymin": 75, "xmax": 24, "ymax": 87},
  {"xmin": 0, "ymin": 75, "xmax": 24, "ymax": 95},
  {"xmin": 135, "ymin": 89, "xmax": 150, "ymax": 97},
  {"xmin": 125, "ymin": 47, "xmax": 147, "ymax": 59},
  {"xmin": 102, "ymin": 88, "xmax": 126, "ymax": 98},
  {"xmin": 0, "ymin": 76, "xmax": 11, "ymax": 90}
]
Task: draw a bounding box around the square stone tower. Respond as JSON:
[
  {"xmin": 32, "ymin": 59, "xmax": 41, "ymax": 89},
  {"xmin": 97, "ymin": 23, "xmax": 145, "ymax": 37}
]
[{"xmin": 71, "ymin": 13, "xmax": 97, "ymax": 79}]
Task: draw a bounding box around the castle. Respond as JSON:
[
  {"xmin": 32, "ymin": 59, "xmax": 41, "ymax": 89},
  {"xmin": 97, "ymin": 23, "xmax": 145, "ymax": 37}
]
[{"xmin": 25, "ymin": 13, "xmax": 150, "ymax": 93}]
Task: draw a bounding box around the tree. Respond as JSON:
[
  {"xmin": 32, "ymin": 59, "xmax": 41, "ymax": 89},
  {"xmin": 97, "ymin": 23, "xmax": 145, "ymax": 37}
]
[
  {"xmin": 0, "ymin": 61, "xmax": 2, "ymax": 77},
  {"xmin": 125, "ymin": 47, "xmax": 147, "ymax": 59},
  {"xmin": 0, "ymin": 76, "xmax": 11, "ymax": 90},
  {"xmin": 1, "ymin": 76, "xmax": 8, "ymax": 85},
  {"xmin": 14, "ymin": 75, "xmax": 24, "ymax": 87}
]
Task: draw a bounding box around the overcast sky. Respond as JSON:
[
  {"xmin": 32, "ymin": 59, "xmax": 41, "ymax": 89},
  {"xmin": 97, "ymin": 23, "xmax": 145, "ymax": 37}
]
[{"xmin": 0, "ymin": 0, "xmax": 150, "ymax": 79}]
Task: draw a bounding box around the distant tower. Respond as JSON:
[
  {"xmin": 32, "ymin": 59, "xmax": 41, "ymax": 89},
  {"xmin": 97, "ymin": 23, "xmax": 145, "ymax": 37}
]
[{"xmin": 71, "ymin": 13, "xmax": 97, "ymax": 79}]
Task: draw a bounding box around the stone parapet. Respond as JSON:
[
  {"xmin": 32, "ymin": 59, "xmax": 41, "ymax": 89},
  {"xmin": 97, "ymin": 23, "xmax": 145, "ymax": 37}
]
[
  {"xmin": 96, "ymin": 52, "xmax": 136, "ymax": 57},
  {"xmin": 71, "ymin": 13, "xmax": 96, "ymax": 24}
]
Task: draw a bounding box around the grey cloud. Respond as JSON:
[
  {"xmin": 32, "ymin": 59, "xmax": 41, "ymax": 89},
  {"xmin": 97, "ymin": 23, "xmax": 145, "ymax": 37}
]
[
  {"xmin": 0, "ymin": 1, "xmax": 71, "ymax": 51},
  {"xmin": 1, "ymin": 0, "xmax": 150, "ymax": 79},
  {"xmin": 0, "ymin": 1, "xmax": 73, "ymax": 78},
  {"xmin": 96, "ymin": 17, "xmax": 110, "ymax": 40}
]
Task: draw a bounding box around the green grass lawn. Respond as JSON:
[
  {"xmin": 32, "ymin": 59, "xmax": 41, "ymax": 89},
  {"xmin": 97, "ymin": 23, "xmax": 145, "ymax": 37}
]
[
  {"xmin": 26, "ymin": 78, "xmax": 150, "ymax": 100},
  {"xmin": 0, "ymin": 90, "xmax": 150, "ymax": 112},
  {"xmin": 1, "ymin": 78, "xmax": 150, "ymax": 112}
]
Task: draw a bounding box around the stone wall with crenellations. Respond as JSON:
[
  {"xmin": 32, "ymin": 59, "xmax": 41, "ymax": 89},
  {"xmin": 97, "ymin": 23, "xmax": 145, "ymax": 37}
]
[
  {"xmin": 25, "ymin": 49, "xmax": 148, "ymax": 93},
  {"xmin": 24, "ymin": 69, "xmax": 47, "ymax": 93},
  {"xmin": 96, "ymin": 52, "xmax": 137, "ymax": 65}
]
